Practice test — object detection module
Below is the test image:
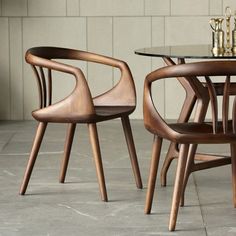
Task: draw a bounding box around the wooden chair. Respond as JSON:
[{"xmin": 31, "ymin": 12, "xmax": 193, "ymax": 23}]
[
  {"xmin": 160, "ymin": 58, "xmax": 232, "ymax": 191},
  {"xmin": 143, "ymin": 61, "xmax": 236, "ymax": 231},
  {"xmin": 19, "ymin": 46, "xmax": 143, "ymax": 201}
]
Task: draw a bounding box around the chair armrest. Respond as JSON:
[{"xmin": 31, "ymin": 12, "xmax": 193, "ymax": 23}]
[
  {"xmin": 143, "ymin": 71, "xmax": 176, "ymax": 138},
  {"xmin": 26, "ymin": 50, "xmax": 95, "ymax": 117},
  {"xmin": 27, "ymin": 46, "xmax": 136, "ymax": 108}
]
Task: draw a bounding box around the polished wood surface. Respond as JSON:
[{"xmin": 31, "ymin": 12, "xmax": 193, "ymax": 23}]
[
  {"xmin": 136, "ymin": 49, "xmax": 234, "ymax": 192},
  {"xmin": 143, "ymin": 61, "xmax": 236, "ymax": 231},
  {"xmin": 159, "ymin": 57, "xmax": 232, "ymax": 200},
  {"xmin": 20, "ymin": 46, "xmax": 142, "ymax": 200}
]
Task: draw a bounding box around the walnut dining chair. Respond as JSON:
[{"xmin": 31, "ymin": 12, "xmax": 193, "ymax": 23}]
[
  {"xmin": 19, "ymin": 46, "xmax": 143, "ymax": 201},
  {"xmin": 143, "ymin": 61, "xmax": 236, "ymax": 231},
  {"xmin": 160, "ymin": 58, "xmax": 233, "ymax": 193}
]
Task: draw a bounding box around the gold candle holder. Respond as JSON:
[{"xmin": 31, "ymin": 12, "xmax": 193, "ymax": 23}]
[
  {"xmin": 232, "ymin": 11, "xmax": 236, "ymax": 54},
  {"xmin": 210, "ymin": 18, "xmax": 225, "ymax": 55},
  {"xmin": 225, "ymin": 6, "xmax": 232, "ymax": 51}
]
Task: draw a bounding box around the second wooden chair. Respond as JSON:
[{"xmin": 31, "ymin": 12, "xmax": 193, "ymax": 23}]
[{"xmin": 143, "ymin": 61, "xmax": 236, "ymax": 231}]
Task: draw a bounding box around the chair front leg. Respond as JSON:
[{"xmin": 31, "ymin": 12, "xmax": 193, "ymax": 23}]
[
  {"xmin": 19, "ymin": 122, "xmax": 47, "ymax": 195},
  {"xmin": 230, "ymin": 142, "xmax": 236, "ymax": 207},
  {"xmin": 169, "ymin": 144, "xmax": 189, "ymax": 231},
  {"xmin": 145, "ymin": 135, "xmax": 163, "ymax": 214},
  {"xmin": 88, "ymin": 123, "xmax": 108, "ymax": 202},
  {"xmin": 160, "ymin": 90, "xmax": 196, "ymax": 187},
  {"xmin": 59, "ymin": 123, "xmax": 76, "ymax": 183},
  {"xmin": 121, "ymin": 116, "xmax": 143, "ymax": 189}
]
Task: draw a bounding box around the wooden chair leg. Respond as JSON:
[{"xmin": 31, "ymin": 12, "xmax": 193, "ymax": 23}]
[
  {"xmin": 88, "ymin": 123, "xmax": 108, "ymax": 202},
  {"xmin": 59, "ymin": 123, "xmax": 76, "ymax": 183},
  {"xmin": 19, "ymin": 122, "xmax": 47, "ymax": 195},
  {"xmin": 180, "ymin": 144, "xmax": 197, "ymax": 206},
  {"xmin": 121, "ymin": 116, "xmax": 143, "ymax": 189},
  {"xmin": 169, "ymin": 144, "xmax": 189, "ymax": 231},
  {"xmin": 145, "ymin": 136, "xmax": 163, "ymax": 214},
  {"xmin": 160, "ymin": 142, "xmax": 178, "ymax": 186},
  {"xmin": 230, "ymin": 142, "xmax": 236, "ymax": 207}
]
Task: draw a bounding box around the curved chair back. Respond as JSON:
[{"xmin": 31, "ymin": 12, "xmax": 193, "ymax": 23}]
[
  {"xmin": 144, "ymin": 61, "xmax": 236, "ymax": 137},
  {"xmin": 26, "ymin": 47, "xmax": 136, "ymax": 115}
]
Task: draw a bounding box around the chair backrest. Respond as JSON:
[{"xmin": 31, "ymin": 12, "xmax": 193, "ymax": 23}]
[
  {"xmin": 143, "ymin": 61, "xmax": 236, "ymax": 137},
  {"xmin": 26, "ymin": 47, "xmax": 136, "ymax": 116}
]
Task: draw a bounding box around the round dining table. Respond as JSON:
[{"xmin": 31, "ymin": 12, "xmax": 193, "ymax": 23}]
[
  {"xmin": 135, "ymin": 44, "xmax": 236, "ymax": 187},
  {"xmin": 135, "ymin": 44, "xmax": 236, "ymax": 59}
]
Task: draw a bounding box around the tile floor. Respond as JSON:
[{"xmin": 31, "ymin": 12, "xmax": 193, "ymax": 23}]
[{"xmin": 0, "ymin": 120, "xmax": 235, "ymax": 236}]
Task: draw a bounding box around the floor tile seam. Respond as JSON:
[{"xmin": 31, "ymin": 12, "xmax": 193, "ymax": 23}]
[
  {"xmin": 193, "ymin": 172, "xmax": 208, "ymax": 236},
  {"xmin": 0, "ymin": 133, "xmax": 15, "ymax": 152}
]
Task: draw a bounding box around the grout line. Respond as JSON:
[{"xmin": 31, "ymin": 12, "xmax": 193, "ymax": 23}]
[
  {"xmin": 86, "ymin": 16, "xmax": 88, "ymax": 82},
  {"xmin": 193, "ymin": 173, "xmax": 208, "ymax": 236},
  {"xmin": 8, "ymin": 18, "xmax": 11, "ymax": 120},
  {"xmin": 0, "ymin": 15, "xmax": 213, "ymax": 18},
  {"xmin": 143, "ymin": 0, "xmax": 146, "ymax": 16},
  {"xmin": 150, "ymin": 16, "xmax": 152, "ymax": 47},
  {"xmin": 66, "ymin": 0, "xmax": 68, "ymax": 16},
  {"xmin": 221, "ymin": 0, "xmax": 223, "ymax": 15},
  {"xmin": 26, "ymin": 0, "xmax": 29, "ymax": 16},
  {"xmin": 21, "ymin": 17, "xmax": 25, "ymax": 120},
  {"xmin": 1, "ymin": 133, "xmax": 14, "ymax": 152},
  {"xmin": 164, "ymin": 16, "xmax": 166, "ymax": 119},
  {"xmin": 112, "ymin": 16, "xmax": 114, "ymax": 87},
  {"xmin": 78, "ymin": 0, "xmax": 81, "ymax": 16},
  {"xmin": 150, "ymin": 16, "xmax": 153, "ymax": 89},
  {"xmin": 86, "ymin": 16, "xmax": 88, "ymax": 51},
  {"xmin": 208, "ymin": 0, "xmax": 210, "ymax": 15}
]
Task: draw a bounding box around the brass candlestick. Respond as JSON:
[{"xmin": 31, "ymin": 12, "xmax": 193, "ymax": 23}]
[
  {"xmin": 210, "ymin": 18, "xmax": 225, "ymax": 55},
  {"xmin": 225, "ymin": 6, "xmax": 232, "ymax": 51},
  {"xmin": 232, "ymin": 11, "xmax": 236, "ymax": 54}
]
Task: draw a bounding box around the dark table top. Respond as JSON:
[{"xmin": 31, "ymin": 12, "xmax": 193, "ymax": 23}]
[{"xmin": 135, "ymin": 45, "xmax": 236, "ymax": 59}]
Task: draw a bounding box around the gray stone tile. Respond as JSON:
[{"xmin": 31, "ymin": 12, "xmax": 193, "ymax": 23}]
[
  {"xmin": 207, "ymin": 227, "xmax": 236, "ymax": 236},
  {"xmin": 1, "ymin": 121, "xmax": 234, "ymax": 235}
]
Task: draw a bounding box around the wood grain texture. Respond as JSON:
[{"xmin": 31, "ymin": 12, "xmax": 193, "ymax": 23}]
[{"xmin": 20, "ymin": 46, "xmax": 142, "ymax": 200}]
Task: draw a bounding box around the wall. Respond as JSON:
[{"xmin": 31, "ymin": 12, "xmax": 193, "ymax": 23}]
[{"xmin": 0, "ymin": 0, "xmax": 235, "ymax": 120}]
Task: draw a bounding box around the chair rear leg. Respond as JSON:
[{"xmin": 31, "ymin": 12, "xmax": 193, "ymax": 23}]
[
  {"xmin": 169, "ymin": 144, "xmax": 189, "ymax": 231},
  {"xmin": 121, "ymin": 116, "xmax": 143, "ymax": 189},
  {"xmin": 59, "ymin": 123, "xmax": 76, "ymax": 183},
  {"xmin": 88, "ymin": 123, "xmax": 108, "ymax": 202},
  {"xmin": 160, "ymin": 142, "xmax": 178, "ymax": 186},
  {"xmin": 180, "ymin": 144, "xmax": 197, "ymax": 206},
  {"xmin": 230, "ymin": 142, "xmax": 236, "ymax": 207},
  {"xmin": 145, "ymin": 136, "xmax": 163, "ymax": 214},
  {"xmin": 19, "ymin": 122, "xmax": 47, "ymax": 195}
]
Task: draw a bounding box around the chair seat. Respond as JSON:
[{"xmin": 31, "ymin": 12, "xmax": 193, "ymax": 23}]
[
  {"xmin": 32, "ymin": 105, "xmax": 135, "ymax": 123},
  {"xmin": 169, "ymin": 121, "xmax": 236, "ymax": 144}
]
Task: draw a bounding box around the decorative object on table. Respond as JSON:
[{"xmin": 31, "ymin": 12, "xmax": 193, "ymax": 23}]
[
  {"xmin": 225, "ymin": 6, "xmax": 232, "ymax": 52},
  {"xmin": 208, "ymin": 6, "xmax": 236, "ymax": 55},
  {"xmin": 209, "ymin": 17, "xmax": 225, "ymax": 55},
  {"xmin": 232, "ymin": 11, "xmax": 236, "ymax": 54}
]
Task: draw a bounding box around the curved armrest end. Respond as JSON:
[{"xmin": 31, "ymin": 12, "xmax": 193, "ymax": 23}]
[{"xmin": 143, "ymin": 77, "xmax": 174, "ymax": 138}]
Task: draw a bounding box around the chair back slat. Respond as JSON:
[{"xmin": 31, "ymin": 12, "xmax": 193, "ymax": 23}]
[
  {"xmin": 31, "ymin": 65, "xmax": 43, "ymax": 109},
  {"xmin": 222, "ymin": 76, "xmax": 231, "ymax": 133},
  {"xmin": 232, "ymin": 96, "xmax": 236, "ymax": 133},
  {"xmin": 39, "ymin": 67, "xmax": 47, "ymax": 108},
  {"xmin": 47, "ymin": 69, "xmax": 52, "ymax": 106},
  {"xmin": 31, "ymin": 65, "xmax": 53, "ymax": 109},
  {"xmin": 205, "ymin": 76, "xmax": 218, "ymax": 134}
]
